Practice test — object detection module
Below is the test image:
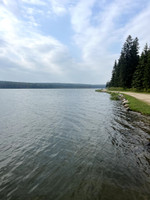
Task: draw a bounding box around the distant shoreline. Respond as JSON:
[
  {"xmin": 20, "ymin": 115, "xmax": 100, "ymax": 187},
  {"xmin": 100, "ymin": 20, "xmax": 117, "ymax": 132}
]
[{"xmin": 0, "ymin": 81, "xmax": 105, "ymax": 89}]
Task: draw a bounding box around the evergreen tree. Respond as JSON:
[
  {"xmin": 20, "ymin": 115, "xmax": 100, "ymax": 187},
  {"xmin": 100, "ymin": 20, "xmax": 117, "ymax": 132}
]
[
  {"xmin": 130, "ymin": 37, "xmax": 139, "ymax": 85},
  {"xmin": 143, "ymin": 44, "xmax": 150, "ymax": 90},
  {"xmin": 147, "ymin": 50, "xmax": 150, "ymax": 89},
  {"xmin": 132, "ymin": 44, "xmax": 149, "ymax": 90},
  {"xmin": 119, "ymin": 35, "xmax": 139, "ymax": 88},
  {"xmin": 110, "ymin": 60, "xmax": 118, "ymax": 87},
  {"xmin": 107, "ymin": 36, "xmax": 150, "ymax": 91},
  {"xmin": 132, "ymin": 52, "xmax": 145, "ymax": 90},
  {"xmin": 108, "ymin": 35, "xmax": 139, "ymax": 88}
]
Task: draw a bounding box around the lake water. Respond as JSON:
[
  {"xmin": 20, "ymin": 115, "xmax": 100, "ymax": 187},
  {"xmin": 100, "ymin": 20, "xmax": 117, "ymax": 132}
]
[{"xmin": 0, "ymin": 89, "xmax": 150, "ymax": 200}]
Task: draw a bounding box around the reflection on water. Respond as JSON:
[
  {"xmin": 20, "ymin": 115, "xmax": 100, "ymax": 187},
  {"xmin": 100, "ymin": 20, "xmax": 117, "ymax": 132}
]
[{"xmin": 0, "ymin": 89, "xmax": 150, "ymax": 200}]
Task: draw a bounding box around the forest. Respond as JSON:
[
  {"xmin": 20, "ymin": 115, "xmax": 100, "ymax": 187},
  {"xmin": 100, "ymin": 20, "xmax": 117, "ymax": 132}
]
[{"xmin": 107, "ymin": 35, "xmax": 150, "ymax": 91}]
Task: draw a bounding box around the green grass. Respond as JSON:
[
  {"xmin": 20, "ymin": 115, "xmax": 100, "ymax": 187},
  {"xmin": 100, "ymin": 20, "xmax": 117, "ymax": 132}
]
[
  {"xmin": 108, "ymin": 87, "xmax": 150, "ymax": 93},
  {"xmin": 95, "ymin": 89, "xmax": 103, "ymax": 92},
  {"xmin": 109, "ymin": 92, "xmax": 120, "ymax": 100},
  {"xmin": 123, "ymin": 94, "xmax": 150, "ymax": 115},
  {"xmin": 108, "ymin": 87, "xmax": 127, "ymax": 91}
]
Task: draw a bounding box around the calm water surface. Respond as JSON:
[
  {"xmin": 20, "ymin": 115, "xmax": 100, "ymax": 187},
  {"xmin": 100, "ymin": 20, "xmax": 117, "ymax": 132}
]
[{"xmin": 0, "ymin": 89, "xmax": 150, "ymax": 200}]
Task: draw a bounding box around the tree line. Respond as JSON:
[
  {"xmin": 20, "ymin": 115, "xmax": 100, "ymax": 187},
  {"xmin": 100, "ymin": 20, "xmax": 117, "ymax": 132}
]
[
  {"xmin": 107, "ymin": 35, "xmax": 150, "ymax": 91},
  {"xmin": 0, "ymin": 81, "xmax": 105, "ymax": 89}
]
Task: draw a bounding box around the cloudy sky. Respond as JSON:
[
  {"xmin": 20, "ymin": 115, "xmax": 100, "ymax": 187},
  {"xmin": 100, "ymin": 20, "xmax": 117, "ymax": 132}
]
[{"xmin": 0, "ymin": 0, "xmax": 150, "ymax": 84}]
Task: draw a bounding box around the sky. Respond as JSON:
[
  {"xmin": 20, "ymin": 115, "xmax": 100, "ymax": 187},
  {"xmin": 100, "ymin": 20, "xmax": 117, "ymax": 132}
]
[{"xmin": 0, "ymin": 0, "xmax": 150, "ymax": 84}]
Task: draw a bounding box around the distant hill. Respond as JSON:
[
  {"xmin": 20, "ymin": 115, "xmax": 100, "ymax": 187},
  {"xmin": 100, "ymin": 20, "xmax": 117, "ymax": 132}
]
[{"xmin": 0, "ymin": 81, "xmax": 105, "ymax": 89}]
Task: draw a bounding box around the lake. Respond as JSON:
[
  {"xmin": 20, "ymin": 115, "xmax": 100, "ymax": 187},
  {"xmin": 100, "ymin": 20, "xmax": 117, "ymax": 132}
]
[{"xmin": 0, "ymin": 89, "xmax": 150, "ymax": 200}]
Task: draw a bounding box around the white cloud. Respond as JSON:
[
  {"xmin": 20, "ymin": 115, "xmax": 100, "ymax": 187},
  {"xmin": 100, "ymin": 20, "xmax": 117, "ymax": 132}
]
[
  {"xmin": 70, "ymin": 0, "xmax": 121, "ymax": 80},
  {"xmin": 69, "ymin": 0, "xmax": 150, "ymax": 82},
  {"xmin": 0, "ymin": 5, "xmax": 73, "ymax": 79},
  {"xmin": 70, "ymin": 0, "xmax": 96, "ymax": 33},
  {"xmin": 50, "ymin": 0, "xmax": 66, "ymax": 15},
  {"xmin": 124, "ymin": 2, "xmax": 150, "ymax": 51},
  {"xmin": 0, "ymin": 0, "xmax": 150, "ymax": 83},
  {"xmin": 48, "ymin": 0, "xmax": 74, "ymax": 16},
  {"xmin": 22, "ymin": 0, "xmax": 46, "ymax": 6}
]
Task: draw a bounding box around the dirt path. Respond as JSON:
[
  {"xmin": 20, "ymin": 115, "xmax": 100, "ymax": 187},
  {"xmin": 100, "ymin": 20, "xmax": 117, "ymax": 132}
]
[{"xmin": 120, "ymin": 92, "xmax": 150, "ymax": 105}]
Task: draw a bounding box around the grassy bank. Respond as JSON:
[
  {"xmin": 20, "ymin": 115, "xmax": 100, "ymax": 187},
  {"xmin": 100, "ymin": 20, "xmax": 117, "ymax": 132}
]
[
  {"xmin": 108, "ymin": 87, "xmax": 150, "ymax": 93},
  {"xmin": 95, "ymin": 88, "xmax": 150, "ymax": 115},
  {"xmin": 95, "ymin": 89, "xmax": 103, "ymax": 92},
  {"xmin": 108, "ymin": 92, "xmax": 120, "ymax": 100},
  {"xmin": 122, "ymin": 94, "xmax": 150, "ymax": 115}
]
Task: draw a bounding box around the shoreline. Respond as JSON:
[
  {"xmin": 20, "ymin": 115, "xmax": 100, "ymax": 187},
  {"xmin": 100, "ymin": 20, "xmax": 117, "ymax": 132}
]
[
  {"xmin": 119, "ymin": 92, "xmax": 150, "ymax": 105},
  {"xmin": 96, "ymin": 89, "xmax": 150, "ymax": 116}
]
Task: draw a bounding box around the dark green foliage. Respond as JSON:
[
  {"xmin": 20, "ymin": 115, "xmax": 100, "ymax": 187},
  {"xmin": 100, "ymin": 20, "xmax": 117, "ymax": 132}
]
[
  {"xmin": 109, "ymin": 92, "xmax": 120, "ymax": 100},
  {"xmin": 143, "ymin": 45, "xmax": 150, "ymax": 90},
  {"xmin": 132, "ymin": 44, "xmax": 150, "ymax": 91},
  {"xmin": 110, "ymin": 60, "xmax": 120, "ymax": 87},
  {"xmin": 108, "ymin": 35, "xmax": 139, "ymax": 88},
  {"xmin": 132, "ymin": 52, "xmax": 145, "ymax": 90},
  {"xmin": 95, "ymin": 89, "xmax": 103, "ymax": 92},
  {"xmin": 108, "ymin": 35, "xmax": 150, "ymax": 91}
]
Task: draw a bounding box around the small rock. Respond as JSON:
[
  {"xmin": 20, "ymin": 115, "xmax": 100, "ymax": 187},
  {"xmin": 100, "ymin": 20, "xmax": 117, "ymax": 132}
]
[
  {"xmin": 119, "ymin": 94, "xmax": 123, "ymax": 98},
  {"xmin": 126, "ymin": 107, "xmax": 130, "ymax": 111},
  {"xmin": 123, "ymin": 99, "xmax": 129, "ymax": 104},
  {"xmin": 124, "ymin": 104, "xmax": 129, "ymax": 108},
  {"xmin": 147, "ymin": 143, "xmax": 150, "ymax": 147}
]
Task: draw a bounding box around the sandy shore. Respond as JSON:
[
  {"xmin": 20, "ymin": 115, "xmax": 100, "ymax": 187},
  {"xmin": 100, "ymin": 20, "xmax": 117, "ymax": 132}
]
[{"xmin": 120, "ymin": 92, "xmax": 150, "ymax": 105}]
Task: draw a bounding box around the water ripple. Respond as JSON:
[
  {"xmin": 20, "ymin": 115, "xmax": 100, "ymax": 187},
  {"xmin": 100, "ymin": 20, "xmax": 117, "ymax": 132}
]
[{"xmin": 0, "ymin": 89, "xmax": 150, "ymax": 200}]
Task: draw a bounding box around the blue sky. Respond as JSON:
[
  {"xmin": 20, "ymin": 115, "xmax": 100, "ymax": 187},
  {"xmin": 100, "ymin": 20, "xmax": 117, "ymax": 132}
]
[{"xmin": 0, "ymin": 0, "xmax": 150, "ymax": 84}]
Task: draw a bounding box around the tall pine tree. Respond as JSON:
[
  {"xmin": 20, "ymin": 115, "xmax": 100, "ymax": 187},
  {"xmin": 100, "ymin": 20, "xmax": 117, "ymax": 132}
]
[
  {"xmin": 132, "ymin": 44, "xmax": 148, "ymax": 90},
  {"xmin": 108, "ymin": 35, "xmax": 139, "ymax": 88},
  {"xmin": 109, "ymin": 60, "xmax": 118, "ymax": 87},
  {"xmin": 143, "ymin": 44, "xmax": 150, "ymax": 90},
  {"xmin": 119, "ymin": 35, "xmax": 139, "ymax": 88}
]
